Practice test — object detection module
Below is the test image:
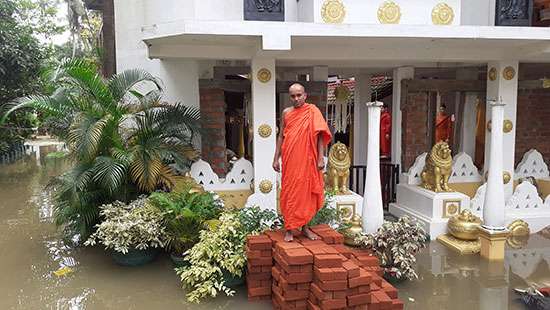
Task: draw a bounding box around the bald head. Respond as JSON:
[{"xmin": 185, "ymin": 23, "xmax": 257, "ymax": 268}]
[{"xmin": 289, "ymin": 83, "xmax": 307, "ymax": 107}]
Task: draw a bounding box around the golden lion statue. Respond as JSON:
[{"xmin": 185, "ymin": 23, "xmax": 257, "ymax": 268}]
[
  {"xmin": 421, "ymin": 141, "xmax": 453, "ymax": 192},
  {"xmin": 326, "ymin": 142, "xmax": 351, "ymax": 195}
]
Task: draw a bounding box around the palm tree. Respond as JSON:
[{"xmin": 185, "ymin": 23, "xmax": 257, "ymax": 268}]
[{"xmin": 1, "ymin": 59, "xmax": 200, "ymax": 238}]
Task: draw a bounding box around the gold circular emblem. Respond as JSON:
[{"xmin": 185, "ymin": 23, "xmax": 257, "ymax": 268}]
[
  {"xmin": 321, "ymin": 0, "xmax": 346, "ymax": 24},
  {"xmin": 503, "ymin": 119, "xmax": 513, "ymax": 133},
  {"xmin": 259, "ymin": 180, "xmax": 273, "ymax": 194},
  {"xmin": 257, "ymin": 68, "xmax": 271, "ymax": 83},
  {"xmin": 488, "ymin": 67, "xmax": 497, "ymax": 81},
  {"xmin": 377, "ymin": 1, "xmax": 401, "ymax": 24},
  {"xmin": 432, "ymin": 3, "xmax": 455, "ymax": 25},
  {"xmin": 503, "ymin": 66, "xmax": 516, "ymax": 80},
  {"xmin": 257, "ymin": 124, "xmax": 272, "ymax": 138},
  {"xmin": 447, "ymin": 203, "xmax": 458, "ymax": 215},
  {"xmin": 503, "ymin": 171, "xmax": 511, "ymax": 184}
]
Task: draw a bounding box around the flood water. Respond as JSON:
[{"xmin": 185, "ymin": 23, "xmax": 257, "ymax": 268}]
[{"xmin": 1, "ymin": 144, "xmax": 548, "ymax": 309}]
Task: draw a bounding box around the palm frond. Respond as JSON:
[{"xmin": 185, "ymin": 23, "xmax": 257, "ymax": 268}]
[
  {"xmin": 67, "ymin": 113, "xmax": 112, "ymax": 161},
  {"xmin": 108, "ymin": 69, "xmax": 162, "ymax": 103},
  {"xmin": 92, "ymin": 155, "xmax": 130, "ymax": 195}
]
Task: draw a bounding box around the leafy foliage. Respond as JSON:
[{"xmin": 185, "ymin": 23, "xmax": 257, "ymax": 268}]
[
  {"xmin": 148, "ymin": 187, "xmax": 224, "ymax": 254},
  {"xmin": 176, "ymin": 206, "xmax": 281, "ymax": 303},
  {"xmin": 2, "ymin": 59, "xmax": 201, "ymax": 239},
  {"xmin": 84, "ymin": 197, "xmax": 169, "ymax": 253},
  {"xmin": 355, "ymin": 216, "xmax": 428, "ymax": 280}
]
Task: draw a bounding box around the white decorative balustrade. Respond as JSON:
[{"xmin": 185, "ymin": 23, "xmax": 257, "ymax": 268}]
[
  {"xmin": 449, "ymin": 152, "xmax": 483, "ymax": 183},
  {"xmin": 190, "ymin": 158, "xmax": 253, "ymax": 191},
  {"xmin": 515, "ymin": 149, "xmax": 550, "ymax": 180}
]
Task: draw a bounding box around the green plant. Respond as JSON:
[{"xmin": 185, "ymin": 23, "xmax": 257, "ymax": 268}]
[
  {"xmin": 148, "ymin": 188, "xmax": 224, "ymax": 254},
  {"xmin": 307, "ymin": 190, "xmax": 350, "ymax": 232},
  {"xmin": 176, "ymin": 206, "xmax": 281, "ymax": 303},
  {"xmin": 355, "ymin": 216, "xmax": 428, "ymax": 280},
  {"xmin": 2, "ymin": 59, "xmax": 201, "ymax": 238},
  {"xmin": 84, "ymin": 197, "xmax": 169, "ymax": 253}
]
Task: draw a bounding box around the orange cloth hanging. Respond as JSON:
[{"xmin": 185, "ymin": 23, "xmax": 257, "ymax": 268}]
[
  {"xmin": 380, "ymin": 111, "xmax": 392, "ymax": 157},
  {"xmin": 280, "ymin": 103, "xmax": 332, "ymax": 230},
  {"xmin": 435, "ymin": 112, "xmax": 453, "ymax": 143},
  {"xmin": 474, "ymin": 100, "xmax": 486, "ymax": 168}
]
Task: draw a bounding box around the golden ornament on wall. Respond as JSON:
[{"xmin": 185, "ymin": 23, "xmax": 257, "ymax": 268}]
[
  {"xmin": 542, "ymin": 78, "xmax": 550, "ymax": 89},
  {"xmin": 257, "ymin": 124, "xmax": 272, "ymax": 138},
  {"xmin": 432, "ymin": 3, "xmax": 454, "ymax": 25},
  {"xmin": 259, "ymin": 180, "xmax": 273, "ymax": 194},
  {"xmin": 503, "ymin": 171, "xmax": 511, "ymax": 184},
  {"xmin": 487, "ymin": 119, "xmax": 513, "ymax": 133},
  {"xmin": 507, "ymin": 219, "xmax": 530, "ymax": 236},
  {"xmin": 377, "ymin": 1, "xmax": 401, "ymax": 24},
  {"xmin": 321, "ymin": 0, "xmax": 346, "ymax": 24},
  {"xmin": 257, "ymin": 68, "xmax": 272, "ymax": 83},
  {"xmin": 488, "ymin": 67, "xmax": 498, "ymax": 81},
  {"xmin": 503, "ymin": 66, "xmax": 516, "ymax": 80}
]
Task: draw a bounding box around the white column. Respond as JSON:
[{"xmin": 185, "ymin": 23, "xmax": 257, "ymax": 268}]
[
  {"xmin": 482, "ymin": 100, "xmax": 506, "ymax": 230},
  {"xmin": 391, "ymin": 67, "xmax": 414, "ymax": 170},
  {"xmin": 363, "ymin": 101, "xmax": 384, "ymax": 234},
  {"xmin": 457, "ymin": 68, "xmax": 479, "ymax": 158},
  {"xmin": 353, "ymin": 73, "xmax": 371, "ymax": 166},
  {"xmin": 251, "ymin": 57, "xmax": 277, "ymax": 210},
  {"xmin": 484, "ymin": 61, "xmax": 518, "ymax": 199}
]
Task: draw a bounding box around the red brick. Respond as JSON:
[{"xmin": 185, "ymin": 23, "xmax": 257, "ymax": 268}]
[
  {"xmin": 319, "ymin": 298, "xmax": 347, "ymax": 310},
  {"xmin": 384, "ymin": 286, "xmax": 398, "ymax": 299},
  {"xmin": 247, "ymin": 272, "xmax": 271, "ymax": 281},
  {"xmin": 261, "ymin": 249, "xmax": 272, "ymax": 257},
  {"xmin": 343, "ymin": 260, "xmax": 360, "ymax": 278},
  {"xmin": 248, "ymin": 256, "xmax": 272, "ymax": 266},
  {"xmin": 248, "ymin": 295, "xmax": 271, "ymax": 301},
  {"xmin": 358, "ymin": 285, "xmax": 371, "ymax": 293},
  {"xmin": 348, "ymin": 293, "xmax": 372, "ymax": 306},
  {"xmin": 374, "ymin": 291, "xmax": 393, "ymax": 309},
  {"xmin": 276, "ymin": 241, "xmax": 304, "ymax": 254},
  {"xmin": 320, "ymin": 246, "xmax": 339, "ymax": 255},
  {"xmin": 247, "ymin": 263, "xmax": 262, "ymax": 273},
  {"xmin": 314, "ymin": 254, "xmax": 343, "ymax": 268},
  {"xmin": 307, "ymin": 300, "xmax": 322, "ymax": 310},
  {"xmin": 369, "ymin": 294, "xmax": 381, "ymax": 310},
  {"xmin": 392, "ymin": 299, "xmax": 404, "ymax": 310},
  {"xmin": 283, "ymin": 248, "xmax": 314, "ymax": 265},
  {"xmin": 314, "ymin": 267, "xmax": 334, "ymax": 281},
  {"xmin": 311, "ymin": 283, "xmax": 331, "ymax": 300},
  {"xmin": 331, "ymin": 267, "xmax": 347, "ymax": 280},
  {"xmin": 304, "ymin": 244, "xmax": 327, "ymax": 255},
  {"xmin": 315, "ymin": 279, "xmax": 348, "ymax": 291},
  {"xmin": 246, "ymin": 249, "xmax": 262, "ymax": 259},
  {"xmin": 274, "ymin": 253, "xmax": 307, "ymax": 274},
  {"xmin": 332, "ymin": 244, "xmax": 353, "ymax": 258},
  {"xmin": 355, "ymin": 255, "xmax": 379, "ymax": 267},
  {"xmin": 248, "ymin": 286, "xmax": 271, "ymax": 297},
  {"xmin": 332, "ymin": 290, "xmax": 347, "ymax": 299}
]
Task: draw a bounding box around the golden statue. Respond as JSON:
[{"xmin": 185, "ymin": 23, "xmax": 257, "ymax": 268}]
[
  {"xmin": 326, "ymin": 142, "xmax": 351, "ymax": 195},
  {"xmin": 421, "ymin": 141, "xmax": 453, "ymax": 192},
  {"xmin": 447, "ymin": 209, "xmax": 482, "ymax": 240}
]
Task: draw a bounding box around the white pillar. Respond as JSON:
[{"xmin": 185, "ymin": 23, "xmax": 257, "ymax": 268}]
[
  {"xmin": 251, "ymin": 57, "xmax": 277, "ymax": 210},
  {"xmin": 391, "ymin": 67, "xmax": 414, "ymax": 170},
  {"xmin": 482, "ymin": 100, "xmax": 506, "ymax": 230},
  {"xmin": 484, "ymin": 61, "xmax": 518, "ymax": 199},
  {"xmin": 363, "ymin": 101, "xmax": 384, "ymax": 234},
  {"xmin": 353, "ymin": 73, "xmax": 371, "ymax": 166},
  {"xmin": 457, "ymin": 68, "xmax": 479, "ymax": 158}
]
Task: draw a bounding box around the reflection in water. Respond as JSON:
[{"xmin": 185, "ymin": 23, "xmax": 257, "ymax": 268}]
[{"xmin": 2, "ymin": 145, "xmax": 550, "ymax": 309}]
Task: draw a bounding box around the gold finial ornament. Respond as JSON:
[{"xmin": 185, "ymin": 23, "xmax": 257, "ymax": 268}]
[
  {"xmin": 344, "ymin": 214, "xmax": 363, "ymax": 246},
  {"xmin": 432, "ymin": 3, "xmax": 455, "ymax": 25},
  {"xmin": 488, "ymin": 67, "xmax": 498, "ymax": 81},
  {"xmin": 487, "ymin": 120, "xmax": 513, "ymax": 133},
  {"xmin": 377, "ymin": 1, "xmax": 401, "ymax": 24},
  {"xmin": 507, "ymin": 219, "xmax": 530, "ymax": 236},
  {"xmin": 257, "ymin": 124, "xmax": 272, "ymax": 138},
  {"xmin": 503, "ymin": 66, "xmax": 516, "ymax": 80},
  {"xmin": 259, "ymin": 180, "xmax": 273, "ymax": 194},
  {"xmin": 447, "ymin": 209, "xmax": 482, "ymax": 240},
  {"xmin": 542, "ymin": 78, "xmax": 550, "ymax": 89},
  {"xmin": 321, "ymin": 0, "xmax": 346, "ymax": 24},
  {"xmin": 326, "ymin": 142, "xmax": 351, "ymax": 195},
  {"xmin": 257, "ymin": 68, "xmax": 272, "ymax": 83},
  {"xmin": 421, "ymin": 141, "xmax": 453, "ymax": 192},
  {"xmin": 503, "ymin": 171, "xmax": 511, "ymax": 184}
]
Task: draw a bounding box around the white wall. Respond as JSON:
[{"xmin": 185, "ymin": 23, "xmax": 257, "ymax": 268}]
[{"xmin": 461, "ymin": 0, "xmax": 492, "ymax": 25}]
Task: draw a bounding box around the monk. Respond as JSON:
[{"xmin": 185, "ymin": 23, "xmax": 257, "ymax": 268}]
[
  {"xmin": 272, "ymin": 83, "xmax": 332, "ymax": 242},
  {"xmin": 435, "ymin": 104, "xmax": 455, "ymax": 143},
  {"xmin": 380, "ymin": 104, "xmax": 391, "ymax": 158}
]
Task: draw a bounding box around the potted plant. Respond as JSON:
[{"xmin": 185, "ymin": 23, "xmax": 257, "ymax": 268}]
[
  {"xmin": 148, "ymin": 187, "xmax": 224, "ymax": 267},
  {"xmin": 84, "ymin": 197, "xmax": 169, "ymax": 266},
  {"xmin": 176, "ymin": 205, "xmax": 281, "ymax": 303},
  {"xmin": 355, "ymin": 216, "xmax": 428, "ymax": 282}
]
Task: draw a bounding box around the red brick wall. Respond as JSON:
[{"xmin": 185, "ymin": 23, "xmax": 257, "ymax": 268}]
[
  {"xmin": 516, "ymin": 89, "xmax": 550, "ymax": 165},
  {"xmin": 401, "ymin": 92, "xmax": 430, "ymax": 171},
  {"xmin": 199, "ymin": 88, "xmax": 227, "ymax": 176}
]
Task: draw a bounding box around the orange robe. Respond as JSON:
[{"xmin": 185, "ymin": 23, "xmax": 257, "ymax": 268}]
[
  {"xmin": 435, "ymin": 112, "xmax": 453, "ymax": 143},
  {"xmin": 280, "ymin": 103, "xmax": 332, "ymax": 230},
  {"xmin": 380, "ymin": 111, "xmax": 391, "ymax": 157}
]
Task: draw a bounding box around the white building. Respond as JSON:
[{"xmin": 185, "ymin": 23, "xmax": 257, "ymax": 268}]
[{"xmin": 113, "ymin": 0, "xmax": 550, "ymax": 219}]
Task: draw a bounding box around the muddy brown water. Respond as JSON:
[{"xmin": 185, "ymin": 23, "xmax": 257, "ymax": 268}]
[{"xmin": 1, "ymin": 145, "xmax": 548, "ymax": 309}]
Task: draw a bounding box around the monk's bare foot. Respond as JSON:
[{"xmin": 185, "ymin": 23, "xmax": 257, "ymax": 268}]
[
  {"xmin": 302, "ymin": 226, "xmax": 319, "ymax": 240},
  {"xmin": 284, "ymin": 230, "xmax": 294, "ymax": 242}
]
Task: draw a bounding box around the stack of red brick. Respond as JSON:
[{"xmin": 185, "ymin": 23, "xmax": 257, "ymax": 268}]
[
  {"xmin": 246, "ymin": 234, "xmax": 273, "ymax": 301},
  {"xmin": 246, "ymin": 224, "xmax": 404, "ymax": 310}
]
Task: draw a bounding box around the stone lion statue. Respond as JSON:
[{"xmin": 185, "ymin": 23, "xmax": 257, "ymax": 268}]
[
  {"xmin": 421, "ymin": 141, "xmax": 453, "ymax": 192},
  {"xmin": 326, "ymin": 142, "xmax": 351, "ymax": 195}
]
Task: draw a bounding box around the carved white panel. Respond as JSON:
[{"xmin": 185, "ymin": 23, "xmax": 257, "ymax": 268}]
[
  {"xmin": 449, "ymin": 152, "xmax": 482, "ymax": 183},
  {"xmin": 506, "ymin": 182, "xmax": 547, "ymax": 215},
  {"xmin": 515, "ymin": 149, "xmax": 550, "ymax": 180},
  {"xmin": 190, "ymin": 158, "xmax": 254, "ymax": 191},
  {"xmin": 545, "ymin": 195, "xmax": 550, "ymax": 208},
  {"xmin": 470, "ymin": 183, "xmax": 486, "ymax": 217},
  {"xmin": 406, "ymin": 153, "xmax": 427, "ymax": 185},
  {"xmin": 245, "ymin": 192, "xmax": 276, "ymax": 211}
]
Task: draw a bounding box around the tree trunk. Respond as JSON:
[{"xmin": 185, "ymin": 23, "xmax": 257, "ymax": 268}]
[{"xmin": 101, "ymin": 0, "xmax": 116, "ymax": 77}]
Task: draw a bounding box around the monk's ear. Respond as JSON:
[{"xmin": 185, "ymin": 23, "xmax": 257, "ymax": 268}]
[{"xmin": 303, "ymin": 92, "xmax": 308, "ymax": 99}]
